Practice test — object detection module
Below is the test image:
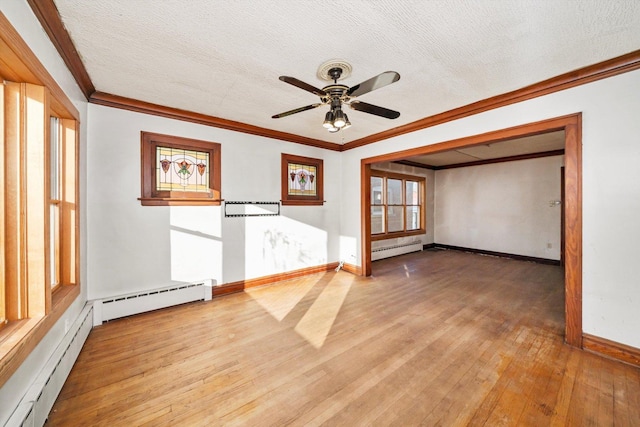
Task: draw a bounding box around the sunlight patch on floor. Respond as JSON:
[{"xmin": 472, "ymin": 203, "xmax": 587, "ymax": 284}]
[
  {"xmin": 246, "ymin": 277, "xmax": 318, "ymax": 321},
  {"xmin": 294, "ymin": 275, "xmax": 354, "ymax": 349}
]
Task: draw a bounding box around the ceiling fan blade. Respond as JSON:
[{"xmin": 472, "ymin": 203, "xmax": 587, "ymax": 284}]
[
  {"xmin": 279, "ymin": 76, "xmax": 327, "ymax": 97},
  {"xmin": 349, "ymin": 101, "xmax": 400, "ymax": 119},
  {"xmin": 347, "ymin": 71, "xmax": 400, "ymax": 97},
  {"xmin": 272, "ymin": 103, "xmax": 322, "ymax": 119}
]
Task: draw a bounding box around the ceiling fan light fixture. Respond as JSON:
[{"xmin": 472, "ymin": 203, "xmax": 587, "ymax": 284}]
[
  {"xmin": 322, "ymin": 111, "xmax": 334, "ymax": 128},
  {"xmin": 273, "ymin": 64, "xmax": 400, "ymax": 134},
  {"xmin": 343, "ymin": 114, "xmax": 351, "ymax": 129},
  {"xmin": 333, "ymin": 108, "xmax": 346, "ymax": 128}
]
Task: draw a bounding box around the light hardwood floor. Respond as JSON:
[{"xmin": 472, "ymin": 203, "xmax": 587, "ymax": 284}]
[{"xmin": 47, "ymin": 250, "xmax": 640, "ymax": 426}]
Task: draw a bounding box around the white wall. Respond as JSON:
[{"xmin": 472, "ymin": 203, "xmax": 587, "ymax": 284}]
[
  {"xmin": 341, "ymin": 69, "xmax": 640, "ymax": 349},
  {"xmin": 434, "ymin": 155, "xmax": 563, "ymax": 260},
  {"xmin": 86, "ymin": 104, "xmax": 341, "ymax": 300},
  {"xmin": 0, "ymin": 1, "xmax": 88, "ymax": 424}
]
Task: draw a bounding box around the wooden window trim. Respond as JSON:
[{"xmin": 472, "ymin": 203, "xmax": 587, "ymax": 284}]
[
  {"xmin": 370, "ymin": 170, "xmax": 426, "ymax": 240},
  {"xmin": 0, "ymin": 13, "xmax": 80, "ymax": 387},
  {"xmin": 139, "ymin": 132, "xmax": 222, "ymax": 206},
  {"xmin": 281, "ymin": 153, "xmax": 324, "ymax": 206}
]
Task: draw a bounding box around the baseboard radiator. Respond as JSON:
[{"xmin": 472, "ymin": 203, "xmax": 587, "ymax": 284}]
[
  {"xmin": 372, "ymin": 241, "xmax": 423, "ymax": 261},
  {"xmin": 92, "ymin": 279, "xmax": 214, "ymax": 325},
  {"xmin": 6, "ymin": 303, "xmax": 93, "ymax": 427}
]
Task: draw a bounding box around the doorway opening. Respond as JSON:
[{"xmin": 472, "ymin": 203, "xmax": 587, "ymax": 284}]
[{"xmin": 360, "ymin": 114, "xmax": 582, "ymax": 347}]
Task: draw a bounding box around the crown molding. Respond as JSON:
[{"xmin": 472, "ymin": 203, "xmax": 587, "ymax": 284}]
[
  {"xmin": 90, "ymin": 92, "xmax": 340, "ymax": 151},
  {"xmin": 27, "ymin": 0, "xmax": 95, "ymax": 99}
]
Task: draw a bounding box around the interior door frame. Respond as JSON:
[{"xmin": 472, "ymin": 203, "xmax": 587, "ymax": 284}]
[{"xmin": 360, "ymin": 113, "xmax": 582, "ymax": 348}]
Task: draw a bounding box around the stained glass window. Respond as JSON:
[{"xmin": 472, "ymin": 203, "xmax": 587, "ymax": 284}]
[
  {"xmin": 281, "ymin": 153, "xmax": 324, "ymax": 206},
  {"xmin": 140, "ymin": 132, "xmax": 221, "ymax": 206},
  {"xmin": 287, "ymin": 162, "xmax": 317, "ymax": 196},
  {"xmin": 156, "ymin": 146, "xmax": 210, "ymax": 193}
]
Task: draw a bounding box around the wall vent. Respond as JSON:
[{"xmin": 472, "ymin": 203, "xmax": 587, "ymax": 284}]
[
  {"xmin": 5, "ymin": 303, "xmax": 93, "ymax": 427},
  {"xmin": 92, "ymin": 279, "xmax": 213, "ymax": 325}
]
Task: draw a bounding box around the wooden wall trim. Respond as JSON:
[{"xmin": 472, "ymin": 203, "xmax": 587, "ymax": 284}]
[
  {"xmin": 26, "ymin": 0, "xmax": 95, "ymax": 99},
  {"xmin": 342, "ymin": 50, "xmax": 640, "ymax": 151},
  {"xmin": 583, "ymin": 334, "xmax": 640, "ymax": 367},
  {"xmin": 90, "ymin": 92, "xmax": 340, "ymax": 151},
  {"xmin": 563, "ymin": 116, "xmax": 583, "ymax": 348},
  {"xmin": 212, "ymin": 262, "xmax": 340, "ymax": 297},
  {"xmin": 361, "ymin": 162, "xmax": 372, "ymax": 276},
  {"xmin": 341, "ymin": 263, "xmax": 363, "ymax": 276}
]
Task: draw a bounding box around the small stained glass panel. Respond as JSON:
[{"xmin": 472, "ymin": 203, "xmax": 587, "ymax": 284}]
[
  {"xmin": 156, "ymin": 146, "xmax": 210, "ymax": 192},
  {"xmin": 287, "ymin": 162, "xmax": 317, "ymax": 196}
]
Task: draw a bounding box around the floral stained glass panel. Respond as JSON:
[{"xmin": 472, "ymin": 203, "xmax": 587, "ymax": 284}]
[
  {"xmin": 287, "ymin": 162, "xmax": 317, "ymax": 196},
  {"xmin": 156, "ymin": 146, "xmax": 210, "ymax": 193}
]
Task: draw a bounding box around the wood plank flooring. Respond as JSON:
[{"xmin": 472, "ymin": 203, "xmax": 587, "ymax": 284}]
[{"xmin": 47, "ymin": 250, "xmax": 640, "ymax": 426}]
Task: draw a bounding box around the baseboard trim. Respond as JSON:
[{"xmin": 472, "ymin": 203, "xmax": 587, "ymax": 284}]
[
  {"xmin": 428, "ymin": 243, "xmax": 561, "ymax": 266},
  {"xmin": 213, "ymin": 262, "xmax": 340, "ymax": 297},
  {"xmin": 341, "ymin": 263, "xmax": 362, "ymax": 275},
  {"xmin": 583, "ymin": 334, "xmax": 640, "ymax": 367}
]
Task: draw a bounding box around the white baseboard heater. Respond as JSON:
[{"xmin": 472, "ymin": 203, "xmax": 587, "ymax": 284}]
[
  {"xmin": 92, "ymin": 279, "xmax": 214, "ymax": 325},
  {"xmin": 6, "ymin": 303, "xmax": 93, "ymax": 427},
  {"xmin": 372, "ymin": 241, "xmax": 423, "ymax": 261}
]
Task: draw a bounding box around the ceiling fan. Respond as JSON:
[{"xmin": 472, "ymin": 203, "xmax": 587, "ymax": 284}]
[{"xmin": 272, "ymin": 60, "xmax": 400, "ymax": 133}]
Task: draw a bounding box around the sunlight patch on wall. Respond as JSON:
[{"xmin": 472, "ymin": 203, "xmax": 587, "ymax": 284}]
[
  {"xmin": 339, "ymin": 235, "xmax": 358, "ymax": 264},
  {"xmin": 294, "ymin": 274, "xmax": 354, "ymax": 349},
  {"xmin": 244, "ymin": 213, "xmax": 327, "ymax": 279},
  {"xmin": 246, "ymin": 275, "xmax": 319, "ymax": 321},
  {"xmin": 170, "ymin": 206, "xmax": 222, "ymax": 283}
]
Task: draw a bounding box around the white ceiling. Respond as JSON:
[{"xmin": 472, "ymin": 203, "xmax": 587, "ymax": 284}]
[{"xmin": 53, "ymin": 0, "xmax": 640, "ymax": 145}]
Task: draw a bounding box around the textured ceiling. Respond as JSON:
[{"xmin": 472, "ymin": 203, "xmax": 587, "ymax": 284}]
[{"xmin": 53, "ymin": 0, "xmax": 640, "ymax": 145}]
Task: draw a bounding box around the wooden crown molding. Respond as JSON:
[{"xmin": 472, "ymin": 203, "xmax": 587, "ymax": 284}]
[
  {"xmin": 90, "ymin": 92, "xmax": 340, "ymax": 151},
  {"xmin": 341, "ymin": 49, "xmax": 640, "ymax": 151},
  {"xmin": 27, "ymin": 0, "xmax": 95, "ymax": 99},
  {"xmin": 25, "ymin": 0, "xmax": 639, "ymax": 152}
]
